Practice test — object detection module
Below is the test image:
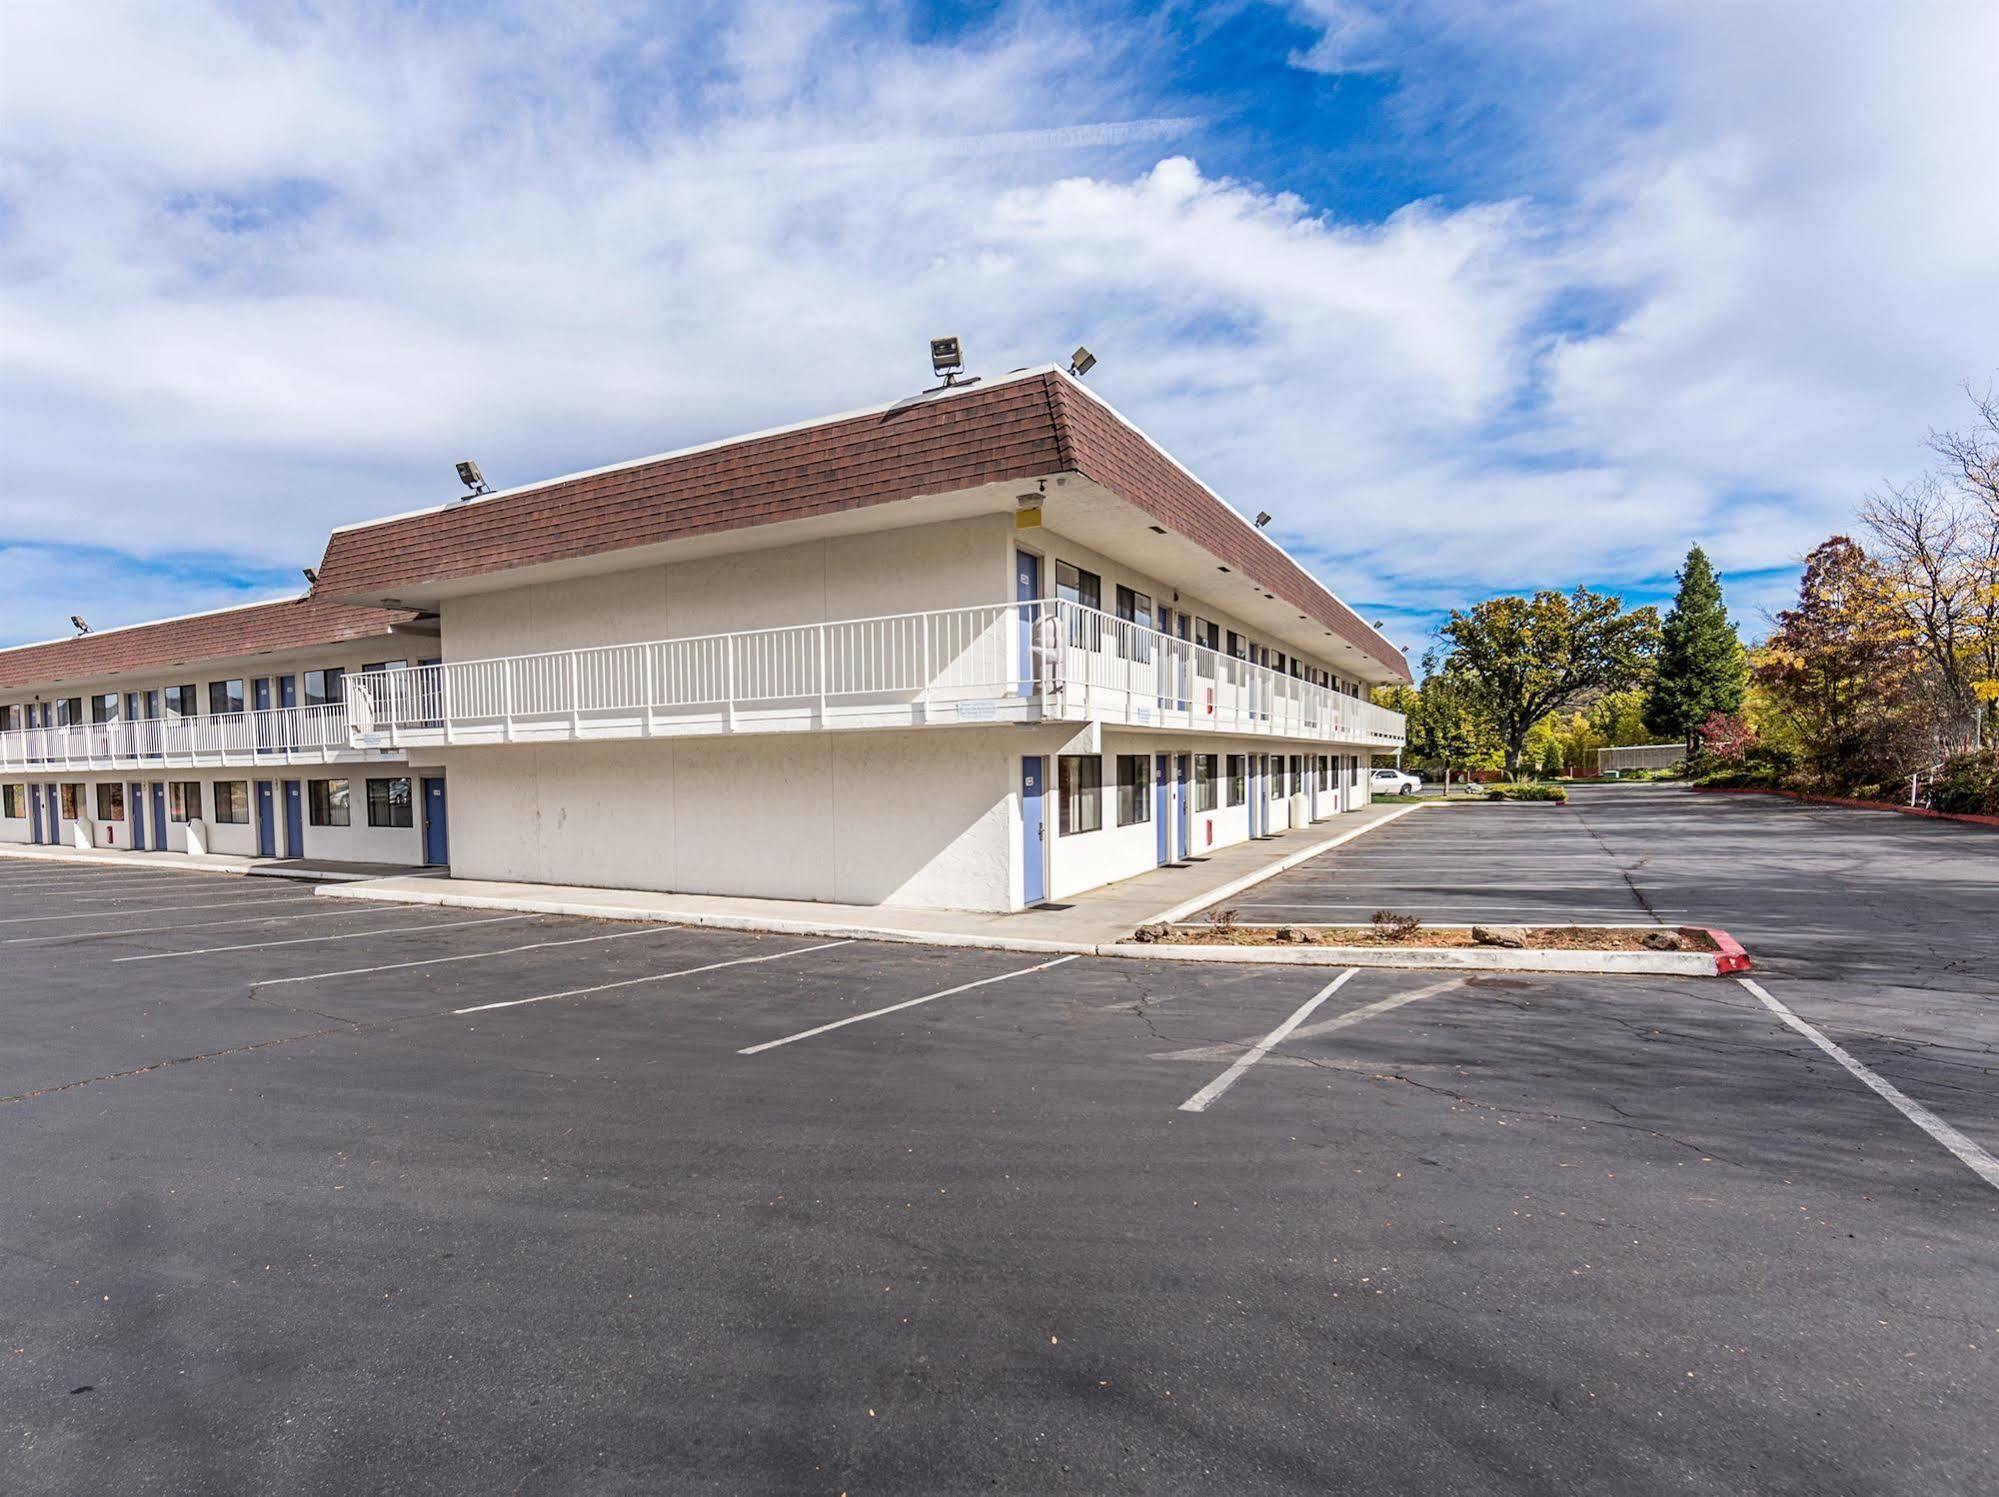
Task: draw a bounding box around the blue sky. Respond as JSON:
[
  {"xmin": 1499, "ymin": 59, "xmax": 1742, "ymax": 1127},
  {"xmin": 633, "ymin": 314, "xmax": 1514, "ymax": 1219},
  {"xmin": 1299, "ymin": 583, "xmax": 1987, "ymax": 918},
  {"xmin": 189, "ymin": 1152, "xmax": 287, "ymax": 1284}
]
[{"xmin": 4, "ymin": 0, "xmax": 1997, "ymax": 664}]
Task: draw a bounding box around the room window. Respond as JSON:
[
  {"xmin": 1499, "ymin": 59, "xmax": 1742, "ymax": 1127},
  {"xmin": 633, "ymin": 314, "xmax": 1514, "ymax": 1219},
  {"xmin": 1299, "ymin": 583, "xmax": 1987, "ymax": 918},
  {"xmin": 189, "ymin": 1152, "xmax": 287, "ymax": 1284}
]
[
  {"xmin": 1226, "ymin": 755, "xmax": 1246, "ymax": 807},
  {"xmin": 169, "ymin": 782, "xmax": 203, "ymax": 823},
  {"xmin": 1290, "ymin": 755, "xmax": 1303, "ymax": 791},
  {"xmin": 304, "ymin": 667, "xmax": 347, "ymax": 707},
  {"xmin": 60, "ymin": 784, "xmax": 81, "ymax": 819},
  {"xmin": 308, "ymin": 779, "xmax": 352, "ymax": 827},
  {"xmin": 1194, "ymin": 754, "xmax": 1219, "ymax": 813},
  {"xmin": 96, "ymin": 782, "xmax": 125, "ymax": 821},
  {"xmin": 1271, "ymin": 759, "xmax": 1287, "ymax": 798},
  {"xmin": 1055, "ymin": 562, "xmax": 1101, "ymax": 648},
  {"xmin": 367, "ymin": 777, "xmax": 414, "ymax": 828},
  {"xmin": 165, "ymin": 685, "xmax": 198, "ymax": 718},
  {"xmin": 59, "ymin": 697, "xmax": 83, "ymax": 726},
  {"xmin": 213, "ymin": 781, "xmax": 250, "ymax": 824},
  {"xmin": 1113, "ymin": 586, "xmax": 1153, "ymax": 661},
  {"xmin": 1, "ymin": 785, "xmax": 22, "ymax": 819},
  {"xmin": 1115, "ymin": 754, "xmax": 1150, "ymax": 826},
  {"xmin": 1057, "ymin": 755, "xmax": 1101, "ymax": 836},
  {"xmin": 0, "ymin": 706, "xmax": 17, "ymax": 733},
  {"xmin": 208, "ymin": 679, "xmax": 245, "ymax": 716},
  {"xmin": 91, "ymin": 693, "xmax": 117, "ymax": 724},
  {"xmin": 361, "ymin": 660, "xmax": 409, "ymax": 675}
]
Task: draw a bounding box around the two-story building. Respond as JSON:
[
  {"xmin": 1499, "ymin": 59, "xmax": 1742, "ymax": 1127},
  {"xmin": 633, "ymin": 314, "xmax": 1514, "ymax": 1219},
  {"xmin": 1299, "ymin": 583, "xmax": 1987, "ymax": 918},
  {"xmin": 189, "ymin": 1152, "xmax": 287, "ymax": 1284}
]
[
  {"xmin": 0, "ymin": 597, "xmax": 443, "ymax": 867},
  {"xmin": 2, "ymin": 365, "xmax": 1408, "ymax": 910}
]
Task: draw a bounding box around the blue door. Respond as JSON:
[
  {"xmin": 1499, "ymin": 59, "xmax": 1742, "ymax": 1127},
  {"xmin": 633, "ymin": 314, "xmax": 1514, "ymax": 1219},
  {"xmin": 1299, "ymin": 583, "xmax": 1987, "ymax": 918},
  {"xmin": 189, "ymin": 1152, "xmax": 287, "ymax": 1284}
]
[
  {"xmin": 253, "ymin": 678, "xmax": 273, "ymax": 753},
  {"xmin": 283, "ymin": 780, "xmax": 304, "ymax": 858},
  {"xmin": 422, "ymin": 777, "xmax": 449, "ymax": 866},
  {"xmin": 128, "ymin": 781, "xmax": 145, "ymax": 850},
  {"xmin": 278, "ymin": 675, "xmax": 298, "ymax": 750},
  {"xmin": 1019, "ymin": 757, "xmax": 1045, "ymax": 905},
  {"xmin": 27, "ymin": 784, "xmax": 43, "ymax": 844},
  {"xmin": 150, "ymin": 783, "xmax": 167, "ymax": 850},
  {"xmin": 256, "ymin": 781, "xmax": 276, "ymax": 857},
  {"xmin": 1014, "ymin": 550, "xmax": 1040, "ymax": 692},
  {"xmin": 1167, "ymin": 751, "xmax": 1183, "ymax": 859},
  {"xmin": 47, "ymin": 783, "xmax": 64, "ymax": 846},
  {"xmin": 1154, "ymin": 754, "xmax": 1170, "ymax": 865}
]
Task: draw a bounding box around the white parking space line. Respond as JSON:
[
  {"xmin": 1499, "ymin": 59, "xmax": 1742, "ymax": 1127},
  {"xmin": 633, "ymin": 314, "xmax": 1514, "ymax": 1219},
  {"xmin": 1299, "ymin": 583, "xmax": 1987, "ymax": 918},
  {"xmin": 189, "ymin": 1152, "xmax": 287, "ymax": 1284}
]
[
  {"xmin": 1178, "ymin": 970, "xmax": 1356, "ymax": 1113},
  {"xmin": 113, "ymin": 913, "xmax": 538, "ymax": 962},
  {"xmin": 2, "ymin": 904, "xmax": 402, "ymax": 947},
  {"xmin": 738, "ymin": 953, "xmax": 1078, "ymax": 1055},
  {"xmin": 459, "ymin": 939, "xmax": 856, "ymax": 1015},
  {"xmin": 0, "ymin": 895, "xmax": 315, "ymax": 926},
  {"xmin": 256, "ymin": 923, "xmax": 699, "ymax": 989},
  {"xmin": 1739, "ymin": 977, "xmax": 1999, "ymax": 1193}
]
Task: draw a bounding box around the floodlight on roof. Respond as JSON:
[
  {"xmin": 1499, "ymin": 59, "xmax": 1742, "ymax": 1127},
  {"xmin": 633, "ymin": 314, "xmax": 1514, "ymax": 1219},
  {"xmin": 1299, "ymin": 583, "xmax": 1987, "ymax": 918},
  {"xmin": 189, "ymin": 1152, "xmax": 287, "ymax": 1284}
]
[
  {"xmin": 1254, "ymin": 511, "xmax": 1272, "ymax": 528},
  {"xmin": 931, "ymin": 335, "xmax": 962, "ymax": 375},
  {"xmin": 303, "ymin": 567, "xmax": 319, "ymax": 586},
  {"xmin": 1068, "ymin": 346, "xmax": 1096, "ymax": 378},
  {"xmin": 456, "ymin": 460, "xmax": 489, "ymax": 498},
  {"xmin": 70, "ymin": 615, "xmax": 90, "ymax": 634}
]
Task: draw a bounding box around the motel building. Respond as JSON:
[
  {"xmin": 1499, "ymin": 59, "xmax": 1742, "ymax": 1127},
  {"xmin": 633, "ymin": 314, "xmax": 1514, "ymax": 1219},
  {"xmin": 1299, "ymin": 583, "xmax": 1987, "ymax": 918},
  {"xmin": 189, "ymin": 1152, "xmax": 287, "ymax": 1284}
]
[{"xmin": 0, "ymin": 365, "xmax": 1408, "ymax": 913}]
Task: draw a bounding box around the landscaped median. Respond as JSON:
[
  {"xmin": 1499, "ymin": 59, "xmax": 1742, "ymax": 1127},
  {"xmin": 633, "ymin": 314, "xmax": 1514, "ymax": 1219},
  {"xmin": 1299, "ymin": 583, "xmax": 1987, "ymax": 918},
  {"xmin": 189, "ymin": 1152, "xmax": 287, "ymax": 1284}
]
[{"xmin": 1112, "ymin": 920, "xmax": 1753, "ymax": 975}]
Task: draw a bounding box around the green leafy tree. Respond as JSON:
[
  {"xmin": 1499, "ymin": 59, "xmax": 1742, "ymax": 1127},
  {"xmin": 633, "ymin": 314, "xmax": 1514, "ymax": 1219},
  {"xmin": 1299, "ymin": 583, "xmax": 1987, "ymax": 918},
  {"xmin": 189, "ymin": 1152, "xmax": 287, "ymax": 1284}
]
[
  {"xmin": 1441, "ymin": 588, "xmax": 1660, "ymax": 778},
  {"xmin": 1644, "ymin": 545, "xmax": 1749, "ymax": 752},
  {"xmin": 1377, "ymin": 653, "xmax": 1499, "ymax": 788}
]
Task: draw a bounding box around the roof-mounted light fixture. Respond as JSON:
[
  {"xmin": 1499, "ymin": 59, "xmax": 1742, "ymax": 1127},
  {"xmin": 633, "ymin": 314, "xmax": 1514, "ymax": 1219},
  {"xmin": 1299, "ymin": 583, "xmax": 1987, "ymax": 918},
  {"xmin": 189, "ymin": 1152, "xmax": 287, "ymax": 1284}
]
[
  {"xmin": 1068, "ymin": 346, "xmax": 1096, "ymax": 378},
  {"xmin": 456, "ymin": 460, "xmax": 489, "ymax": 499},
  {"xmin": 302, "ymin": 567, "xmax": 319, "ymax": 586},
  {"xmin": 70, "ymin": 615, "xmax": 90, "ymax": 635},
  {"xmin": 1254, "ymin": 511, "xmax": 1272, "ymax": 528},
  {"xmin": 929, "ymin": 335, "xmax": 980, "ymax": 390}
]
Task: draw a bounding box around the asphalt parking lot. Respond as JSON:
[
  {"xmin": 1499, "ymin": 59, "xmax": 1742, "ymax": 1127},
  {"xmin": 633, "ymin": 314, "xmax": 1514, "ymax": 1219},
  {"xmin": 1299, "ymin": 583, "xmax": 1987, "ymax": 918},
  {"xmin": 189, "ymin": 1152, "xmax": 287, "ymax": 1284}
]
[{"xmin": 3, "ymin": 787, "xmax": 1995, "ymax": 1494}]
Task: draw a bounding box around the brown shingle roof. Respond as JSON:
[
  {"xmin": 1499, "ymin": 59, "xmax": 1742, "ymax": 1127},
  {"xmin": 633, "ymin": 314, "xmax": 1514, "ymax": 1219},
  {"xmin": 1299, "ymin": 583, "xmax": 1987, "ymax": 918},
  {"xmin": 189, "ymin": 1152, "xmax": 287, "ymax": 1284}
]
[
  {"xmin": 0, "ymin": 597, "xmax": 420, "ymax": 693},
  {"xmin": 312, "ymin": 370, "xmax": 1410, "ymax": 682}
]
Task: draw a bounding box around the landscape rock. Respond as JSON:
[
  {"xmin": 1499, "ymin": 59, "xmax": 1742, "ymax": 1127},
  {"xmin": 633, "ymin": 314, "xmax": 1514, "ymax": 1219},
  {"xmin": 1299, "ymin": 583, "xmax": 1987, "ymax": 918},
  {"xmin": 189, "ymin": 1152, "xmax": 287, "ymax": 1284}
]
[
  {"xmin": 1132, "ymin": 924, "xmax": 1169, "ymax": 944},
  {"xmin": 1275, "ymin": 926, "xmax": 1313, "ymax": 944},
  {"xmin": 1642, "ymin": 930, "xmax": 1687, "ymax": 951},
  {"xmin": 1471, "ymin": 926, "xmax": 1529, "ymax": 949}
]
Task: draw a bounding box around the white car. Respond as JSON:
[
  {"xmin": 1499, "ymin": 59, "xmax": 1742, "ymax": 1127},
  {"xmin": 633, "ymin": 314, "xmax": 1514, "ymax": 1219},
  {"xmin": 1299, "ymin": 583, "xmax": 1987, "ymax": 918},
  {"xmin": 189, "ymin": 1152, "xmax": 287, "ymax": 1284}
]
[{"xmin": 1370, "ymin": 767, "xmax": 1423, "ymax": 795}]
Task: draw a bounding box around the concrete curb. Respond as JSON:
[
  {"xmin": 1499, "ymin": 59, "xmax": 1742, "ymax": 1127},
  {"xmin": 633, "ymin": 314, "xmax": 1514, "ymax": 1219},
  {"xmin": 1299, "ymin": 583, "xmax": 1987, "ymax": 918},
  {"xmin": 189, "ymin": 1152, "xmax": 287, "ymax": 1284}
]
[
  {"xmin": 315, "ymin": 881, "xmax": 1093, "ymax": 955},
  {"xmin": 0, "ymin": 846, "xmax": 250, "ymax": 879},
  {"xmin": 1690, "ymin": 785, "xmax": 1999, "ymax": 830},
  {"xmin": 1138, "ymin": 800, "xmax": 1430, "ymax": 926},
  {"xmin": 1098, "ymin": 942, "xmax": 1727, "ymax": 975}
]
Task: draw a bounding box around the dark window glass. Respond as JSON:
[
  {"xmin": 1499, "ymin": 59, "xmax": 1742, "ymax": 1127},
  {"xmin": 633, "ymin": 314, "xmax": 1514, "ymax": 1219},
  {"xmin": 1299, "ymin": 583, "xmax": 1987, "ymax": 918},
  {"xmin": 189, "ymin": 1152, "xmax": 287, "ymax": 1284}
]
[
  {"xmin": 61, "ymin": 783, "xmax": 81, "ymax": 819},
  {"xmin": 92, "ymin": 694, "xmax": 117, "ymax": 724},
  {"xmin": 214, "ymin": 781, "xmax": 250, "ymax": 824},
  {"xmin": 96, "ymin": 782, "xmax": 125, "ymax": 820},
  {"xmin": 208, "ymin": 680, "xmax": 245, "ymax": 715},
  {"xmin": 1115, "ymin": 755, "xmax": 1150, "ymax": 826},
  {"xmin": 166, "ymin": 685, "xmax": 198, "ymax": 717},
  {"xmin": 1113, "ymin": 586, "xmax": 1153, "ymax": 660},
  {"xmin": 308, "ymin": 779, "xmax": 351, "ymax": 827},
  {"xmin": 1226, "ymin": 755, "xmax": 1246, "ymax": 806},
  {"xmin": 1194, "ymin": 755, "xmax": 1218, "ymax": 812},
  {"xmin": 1054, "ymin": 562, "xmax": 1102, "ymax": 648},
  {"xmin": 1057, "ymin": 756, "xmax": 1101, "ymax": 836},
  {"xmin": 367, "ymin": 777, "xmax": 414, "ymax": 828},
  {"xmin": 304, "ymin": 668, "xmax": 347, "ymax": 707},
  {"xmin": 2, "ymin": 784, "xmax": 22, "ymax": 819},
  {"xmin": 169, "ymin": 781, "xmax": 202, "ymax": 822}
]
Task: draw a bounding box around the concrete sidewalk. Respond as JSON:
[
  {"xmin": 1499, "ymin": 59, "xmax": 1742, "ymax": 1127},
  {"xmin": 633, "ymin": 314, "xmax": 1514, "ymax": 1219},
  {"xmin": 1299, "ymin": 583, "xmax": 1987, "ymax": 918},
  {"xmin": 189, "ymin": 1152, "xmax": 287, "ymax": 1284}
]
[
  {"xmin": 318, "ymin": 801, "xmax": 1424, "ymax": 953},
  {"xmin": 0, "ymin": 843, "xmax": 441, "ymax": 883}
]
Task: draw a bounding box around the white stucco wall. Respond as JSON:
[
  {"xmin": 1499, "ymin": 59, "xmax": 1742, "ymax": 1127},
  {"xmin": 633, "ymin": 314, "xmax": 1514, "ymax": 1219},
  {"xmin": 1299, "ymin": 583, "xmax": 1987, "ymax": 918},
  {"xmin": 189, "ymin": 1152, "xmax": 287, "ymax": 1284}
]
[
  {"xmin": 440, "ymin": 513, "xmax": 1018, "ymax": 661},
  {"xmin": 436, "ymin": 730, "xmax": 1014, "ymax": 911}
]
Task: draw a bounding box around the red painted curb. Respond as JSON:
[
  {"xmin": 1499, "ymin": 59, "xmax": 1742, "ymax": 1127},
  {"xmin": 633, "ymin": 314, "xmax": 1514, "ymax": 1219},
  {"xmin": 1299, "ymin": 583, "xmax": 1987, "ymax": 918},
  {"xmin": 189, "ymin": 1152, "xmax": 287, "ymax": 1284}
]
[
  {"xmin": 1699, "ymin": 927, "xmax": 1753, "ymax": 975},
  {"xmin": 1689, "ymin": 785, "xmax": 1999, "ymax": 829}
]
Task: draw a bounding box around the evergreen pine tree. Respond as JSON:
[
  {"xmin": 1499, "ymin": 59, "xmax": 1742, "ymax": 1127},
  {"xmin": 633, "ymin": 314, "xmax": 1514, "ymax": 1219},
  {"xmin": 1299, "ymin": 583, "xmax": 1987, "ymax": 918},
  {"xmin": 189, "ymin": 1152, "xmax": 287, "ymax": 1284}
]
[{"xmin": 1644, "ymin": 544, "xmax": 1749, "ymax": 751}]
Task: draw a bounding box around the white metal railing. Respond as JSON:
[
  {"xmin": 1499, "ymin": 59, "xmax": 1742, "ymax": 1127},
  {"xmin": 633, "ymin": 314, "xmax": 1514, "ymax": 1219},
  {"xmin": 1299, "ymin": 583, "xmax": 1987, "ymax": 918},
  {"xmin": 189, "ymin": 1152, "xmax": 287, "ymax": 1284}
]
[
  {"xmin": 0, "ymin": 703, "xmax": 361, "ymax": 772},
  {"xmin": 340, "ymin": 601, "xmax": 1405, "ymax": 749}
]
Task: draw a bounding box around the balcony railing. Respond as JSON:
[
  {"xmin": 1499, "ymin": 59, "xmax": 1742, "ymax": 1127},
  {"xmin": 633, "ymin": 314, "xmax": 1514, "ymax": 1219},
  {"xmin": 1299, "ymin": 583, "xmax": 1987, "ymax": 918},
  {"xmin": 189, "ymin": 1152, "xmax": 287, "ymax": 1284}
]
[
  {"xmin": 0, "ymin": 703, "xmax": 377, "ymax": 773},
  {"xmin": 341, "ymin": 601, "xmax": 1405, "ymax": 750}
]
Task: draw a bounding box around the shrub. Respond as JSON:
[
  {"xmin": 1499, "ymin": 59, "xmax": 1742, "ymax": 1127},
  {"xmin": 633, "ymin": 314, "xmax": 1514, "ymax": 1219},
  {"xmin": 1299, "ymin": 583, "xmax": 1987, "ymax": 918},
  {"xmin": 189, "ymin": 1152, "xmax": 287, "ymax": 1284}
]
[
  {"xmin": 1484, "ymin": 783, "xmax": 1568, "ymax": 803},
  {"xmin": 1370, "ymin": 909, "xmax": 1421, "ymax": 940},
  {"xmin": 1927, "ymin": 751, "xmax": 1999, "ymax": 815}
]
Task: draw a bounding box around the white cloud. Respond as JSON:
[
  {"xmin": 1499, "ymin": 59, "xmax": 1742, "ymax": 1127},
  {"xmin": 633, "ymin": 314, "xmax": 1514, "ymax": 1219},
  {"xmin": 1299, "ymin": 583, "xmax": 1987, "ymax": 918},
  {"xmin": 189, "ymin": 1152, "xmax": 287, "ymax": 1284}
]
[{"xmin": 2, "ymin": 0, "xmax": 1996, "ymax": 663}]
